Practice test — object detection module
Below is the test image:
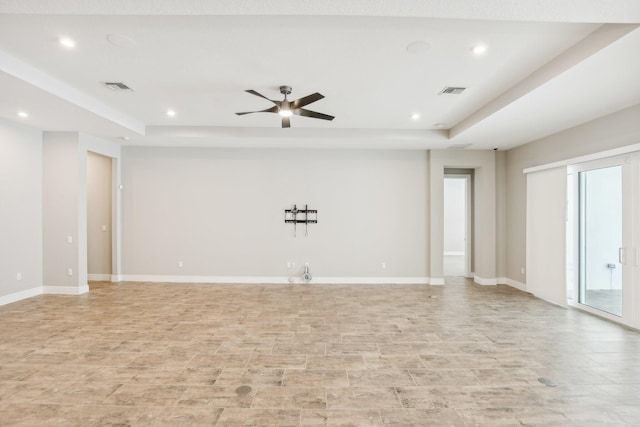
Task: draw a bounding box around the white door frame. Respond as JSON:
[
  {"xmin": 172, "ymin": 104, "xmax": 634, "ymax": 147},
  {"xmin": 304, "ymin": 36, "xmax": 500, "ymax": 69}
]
[{"xmin": 444, "ymin": 174, "xmax": 472, "ymax": 278}]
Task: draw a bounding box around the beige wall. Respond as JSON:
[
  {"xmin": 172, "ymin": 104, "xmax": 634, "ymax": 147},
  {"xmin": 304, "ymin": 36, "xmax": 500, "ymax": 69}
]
[
  {"xmin": 495, "ymin": 150, "xmax": 507, "ymax": 280},
  {"xmin": 505, "ymin": 104, "xmax": 640, "ymax": 285},
  {"xmin": 121, "ymin": 147, "xmax": 429, "ymax": 280},
  {"xmin": 87, "ymin": 152, "xmax": 112, "ymax": 276},
  {"xmin": 43, "ymin": 132, "xmax": 121, "ymax": 292},
  {"xmin": 0, "ymin": 119, "xmax": 43, "ymax": 299},
  {"xmin": 430, "ymin": 150, "xmax": 499, "ymax": 284},
  {"xmin": 80, "ymin": 133, "xmax": 122, "ymax": 281},
  {"xmin": 5, "ymin": 103, "xmax": 639, "ymax": 302},
  {"xmin": 43, "ymin": 132, "xmax": 80, "ymax": 289}
]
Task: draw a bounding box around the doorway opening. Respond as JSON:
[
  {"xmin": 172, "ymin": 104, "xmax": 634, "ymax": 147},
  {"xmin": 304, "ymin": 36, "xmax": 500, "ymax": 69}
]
[
  {"xmin": 443, "ymin": 173, "xmax": 472, "ymax": 277},
  {"xmin": 87, "ymin": 151, "xmax": 113, "ymax": 281}
]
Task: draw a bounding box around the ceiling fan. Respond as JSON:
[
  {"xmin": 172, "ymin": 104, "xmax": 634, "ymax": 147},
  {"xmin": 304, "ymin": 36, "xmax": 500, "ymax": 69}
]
[{"xmin": 236, "ymin": 85, "xmax": 334, "ymax": 128}]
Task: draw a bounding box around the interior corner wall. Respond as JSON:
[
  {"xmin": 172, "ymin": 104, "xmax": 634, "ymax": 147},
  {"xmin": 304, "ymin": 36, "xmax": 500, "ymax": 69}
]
[
  {"xmin": 495, "ymin": 150, "xmax": 507, "ymax": 280},
  {"xmin": 121, "ymin": 147, "xmax": 429, "ymax": 281},
  {"xmin": 79, "ymin": 133, "xmax": 122, "ymax": 282},
  {"xmin": 87, "ymin": 152, "xmax": 112, "ymax": 276},
  {"xmin": 505, "ymin": 104, "xmax": 640, "ymax": 288},
  {"xmin": 0, "ymin": 118, "xmax": 43, "ymax": 302}
]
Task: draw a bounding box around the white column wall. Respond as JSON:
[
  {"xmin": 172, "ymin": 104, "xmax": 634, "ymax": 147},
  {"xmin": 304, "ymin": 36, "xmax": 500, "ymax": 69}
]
[
  {"xmin": 0, "ymin": 119, "xmax": 43, "ymax": 304},
  {"xmin": 43, "ymin": 132, "xmax": 83, "ymax": 292}
]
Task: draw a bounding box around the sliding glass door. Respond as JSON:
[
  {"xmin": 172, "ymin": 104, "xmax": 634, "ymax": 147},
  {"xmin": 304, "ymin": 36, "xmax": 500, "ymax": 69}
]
[
  {"xmin": 578, "ymin": 165, "xmax": 623, "ymax": 315},
  {"xmin": 570, "ymin": 156, "xmax": 638, "ymax": 327}
]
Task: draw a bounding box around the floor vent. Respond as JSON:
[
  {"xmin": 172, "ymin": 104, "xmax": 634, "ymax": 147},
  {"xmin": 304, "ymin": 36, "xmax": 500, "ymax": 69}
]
[
  {"xmin": 538, "ymin": 377, "xmax": 558, "ymax": 387},
  {"xmin": 439, "ymin": 86, "xmax": 466, "ymax": 95}
]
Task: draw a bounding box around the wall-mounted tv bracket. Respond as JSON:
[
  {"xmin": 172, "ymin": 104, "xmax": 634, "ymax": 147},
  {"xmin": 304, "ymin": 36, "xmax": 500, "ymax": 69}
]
[{"xmin": 284, "ymin": 204, "xmax": 317, "ymax": 236}]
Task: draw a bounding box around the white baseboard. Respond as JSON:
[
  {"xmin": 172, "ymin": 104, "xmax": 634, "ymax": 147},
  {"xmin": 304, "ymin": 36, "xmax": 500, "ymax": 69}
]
[
  {"xmin": 502, "ymin": 278, "xmax": 527, "ymax": 292},
  {"xmin": 111, "ymin": 274, "xmax": 123, "ymax": 282},
  {"xmin": 1, "ymin": 283, "xmax": 91, "ymax": 306},
  {"xmin": 121, "ymin": 275, "xmax": 433, "ymax": 285},
  {"xmin": 0, "ymin": 287, "xmax": 43, "ymax": 306},
  {"xmin": 444, "ymin": 251, "xmax": 465, "ymax": 256},
  {"xmin": 88, "ymin": 274, "xmax": 111, "ymax": 281},
  {"xmin": 123, "ymin": 275, "xmax": 289, "ymax": 284},
  {"xmin": 474, "ymin": 275, "xmax": 497, "ymax": 286},
  {"xmin": 43, "ymin": 285, "xmax": 90, "ymax": 295},
  {"xmin": 534, "ymin": 294, "xmax": 568, "ymax": 309},
  {"xmin": 429, "ymin": 277, "xmax": 445, "ymax": 285},
  {"xmin": 312, "ymin": 277, "xmax": 430, "ymax": 285}
]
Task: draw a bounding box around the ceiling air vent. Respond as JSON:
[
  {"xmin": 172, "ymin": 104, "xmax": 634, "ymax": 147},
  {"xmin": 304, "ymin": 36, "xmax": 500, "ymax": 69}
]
[
  {"xmin": 439, "ymin": 86, "xmax": 466, "ymax": 95},
  {"xmin": 448, "ymin": 143, "xmax": 472, "ymax": 150},
  {"xmin": 104, "ymin": 82, "xmax": 133, "ymax": 91}
]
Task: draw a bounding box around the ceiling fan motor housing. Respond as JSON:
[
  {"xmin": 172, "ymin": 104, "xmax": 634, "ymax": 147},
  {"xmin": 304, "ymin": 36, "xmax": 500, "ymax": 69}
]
[{"xmin": 280, "ymin": 85, "xmax": 292, "ymax": 96}]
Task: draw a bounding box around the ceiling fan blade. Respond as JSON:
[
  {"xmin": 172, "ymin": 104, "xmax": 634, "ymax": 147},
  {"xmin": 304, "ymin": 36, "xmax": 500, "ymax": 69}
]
[
  {"xmin": 282, "ymin": 116, "xmax": 291, "ymax": 128},
  {"xmin": 291, "ymin": 92, "xmax": 324, "ymax": 109},
  {"xmin": 235, "ymin": 105, "xmax": 279, "ymax": 115},
  {"xmin": 245, "ymin": 89, "xmax": 278, "ymax": 104},
  {"xmin": 294, "ymin": 108, "xmax": 335, "ymax": 121}
]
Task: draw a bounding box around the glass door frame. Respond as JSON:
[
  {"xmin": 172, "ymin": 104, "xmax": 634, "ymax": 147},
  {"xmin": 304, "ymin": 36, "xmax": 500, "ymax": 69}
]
[{"xmin": 568, "ymin": 154, "xmax": 639, "ymax": 329}]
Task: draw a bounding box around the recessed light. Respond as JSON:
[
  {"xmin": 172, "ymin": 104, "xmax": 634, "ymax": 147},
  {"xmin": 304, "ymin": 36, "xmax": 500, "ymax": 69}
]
[
  {"xmin": 411, "ymin": 113, "xmax": 421, "ymax": 121},
  {"xmin": 166, "ymin": 109, "xmax": 176, "ymax": 117},
  {"xmin": 17, "ymin": 111, "xmax": 28, "ymax": 118},
  {"xmin": 59, "ymin": 37, "xmax": 76, "ymax": 49},
  {"xmin": 471, "ymin": 44, "xmax": 487, "ymax": 56}
]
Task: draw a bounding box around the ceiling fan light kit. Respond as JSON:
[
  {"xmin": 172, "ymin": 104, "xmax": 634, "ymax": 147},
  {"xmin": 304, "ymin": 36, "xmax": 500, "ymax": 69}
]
[{"xmin": 236, "ymin": 85, "xmax": 334, "ymax": 128}]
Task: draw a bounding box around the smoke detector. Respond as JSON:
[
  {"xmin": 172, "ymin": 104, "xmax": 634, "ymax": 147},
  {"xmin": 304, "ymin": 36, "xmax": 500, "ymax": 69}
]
[
  {"xmin": 104, "ymin": 82, "xmax": 133, "ymax": 91},
  {"xmin": 439, "ymin": 86, "xmax": 466, "ymax": 95}
]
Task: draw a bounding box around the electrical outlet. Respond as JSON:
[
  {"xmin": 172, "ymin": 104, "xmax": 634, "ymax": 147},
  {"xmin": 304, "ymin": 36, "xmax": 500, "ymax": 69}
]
[
  {"xmin": 67, "ymin": 235, "xmax": 73, "ymax": 244},
  {"xmin": 521, "ymin": 267, "xmax": 525, "ymax": 275},
  {"xmin": 67, "ymin": 268, "xmax": 73, "ymax": 276},
  {"xmin": 287, "ymin": 261, "xmax": 291, "ymax": 269},
  {"xmin": 16, "ymin": 273, "xmax": 22, "ymax": 281},
  {"xmin": 178, "ymin": 261, "xmax": 183, "ymax": 268},
  {"xmin": 381, "ymin": 262, "xmax": 386, "ymax": 269}
]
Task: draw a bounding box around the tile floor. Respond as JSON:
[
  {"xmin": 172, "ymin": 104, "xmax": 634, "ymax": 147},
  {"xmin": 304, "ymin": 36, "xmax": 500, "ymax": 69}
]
[{"xmin": 1, "ymin": 278, "xmax": 640, "ymax": 426}]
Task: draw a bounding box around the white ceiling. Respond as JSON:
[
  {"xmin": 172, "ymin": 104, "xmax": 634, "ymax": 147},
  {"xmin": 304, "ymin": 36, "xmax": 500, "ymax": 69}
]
[{"xmin": 0, "ymin": 0, "xmax": 639, "ymax": 150}]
